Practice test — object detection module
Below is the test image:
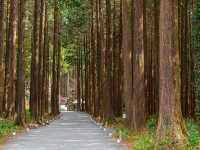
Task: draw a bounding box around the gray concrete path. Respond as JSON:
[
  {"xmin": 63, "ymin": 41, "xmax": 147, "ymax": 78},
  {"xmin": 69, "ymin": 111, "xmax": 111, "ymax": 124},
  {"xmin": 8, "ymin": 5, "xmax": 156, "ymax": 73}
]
[{"xmin": 1, "ymin": 112, "xmax": 129, "ymax": 150}]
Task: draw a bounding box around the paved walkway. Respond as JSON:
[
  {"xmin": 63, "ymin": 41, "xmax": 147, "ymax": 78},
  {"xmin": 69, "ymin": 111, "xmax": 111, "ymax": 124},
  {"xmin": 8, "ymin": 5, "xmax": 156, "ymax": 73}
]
[{"xmin": 1, "ymin": 112, "xmax": 128, "ymax": 150}]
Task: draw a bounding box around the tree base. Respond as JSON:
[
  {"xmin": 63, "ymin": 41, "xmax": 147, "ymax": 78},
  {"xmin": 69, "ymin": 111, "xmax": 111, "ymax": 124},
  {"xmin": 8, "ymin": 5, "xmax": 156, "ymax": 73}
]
[{"xmin": 156, "ymin": 120, "xmax": 186, "ymax": 149}]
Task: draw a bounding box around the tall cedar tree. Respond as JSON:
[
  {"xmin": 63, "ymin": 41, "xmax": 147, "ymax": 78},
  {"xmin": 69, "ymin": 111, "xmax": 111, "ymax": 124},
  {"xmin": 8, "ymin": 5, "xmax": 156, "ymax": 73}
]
[
  {"xmin": 4, "ymin": 0, "xmax": 17, "ymax": 118},
  {"xmin": 30, "ymin": 0, "xmax": 41, "ymax": 121},
  {"xmin": 90, "ymin": 0, "xmax": 96, "ymax": 116},
  {"xmin": 0, "ymin": 0, "xmax": 4, "ymax": 114},
  {"xmin": 51, "ymin": 0, "xmax": 60, "ymax": 116},
  {"xmin": 95, "ymin": 0, "xmax": 102, "ymax": 117},
  {"xmin": 132, "ymin": 0, "xmax": 146, "ymax": 129},
  {"xmin": 157, "ymin": 0, "xmax": 186, "ymax": 145},
  {"xmin": 145, "ymin": 0, "xmax": 159, "ymax": 116},
  {"xmin": 16, "ymin": 0, "xmax": 26, "ymax": 126},
  {"xmin": 122, "ymin": 0, "xmax": 133, "ymax": 127},
  {"xmin": 77, "ymin": 46, "xmax": 81, "ymax": 111},
  {"xmin": 84, "ymin": 36, "xmax": 89, "ymax": 112},
  {"xmin": 38, "ymin": 0, "xmax": 45, "ymax": 119},
  {"xmin": 43, "ymin": 0, "xmax": 49, "ymax": 115},
  {"xmin": 112, "ymin": 0, "xmax": 122, "ymax": 117},
  {"xmin": 104, "ymin": 0, "xmax": 114, "ymax": 120},
  {"xmin": 179, "ymin": 0, "xmax": 195, "ymax": 117}
]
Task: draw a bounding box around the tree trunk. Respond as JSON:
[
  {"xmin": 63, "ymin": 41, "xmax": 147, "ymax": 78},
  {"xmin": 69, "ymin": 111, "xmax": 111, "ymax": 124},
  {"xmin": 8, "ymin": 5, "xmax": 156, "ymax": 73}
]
[
  {"xmin": 157, "ymin": 0, "xmax": 186, "ymax": 145},
  {"xmin": 112, "ymin": 0, "xmax": 122, "ymax": 117},
  {"xmin": 56, "ymin": 25, "xmax": 61, "ymax": 115},
  {"xmin": 90, "ymin": 0, "xmax": 96, "ymax": 116},
  {"xmin": 51, "ymin": 0, "xmax": 60, "ymax": 116},
  {"xmin": 4, "ymin": 0, "xmax": 17, "ymax": 119},
  {"xmin": 0, "ymin": 0, "xmax": 4, "ymax": 115},
  {"xmin": 179, "ymin": 0, "xmax": 195, "ymax": 118},
  {"xmin": 122, "ymin": 0, "xmax": 133, "ymax": 127},
  {"xmin": 132, "ymin": 0, "xmax": 146, "ymax": 129},
  {"xmin": 77, "ymin": 47, "xmax": 81, "ymax": 111},
  {"xmin": 95, "ymin": 0, "xmax": 102, "ymax": 118},
  {"xmin": 84, "ymin": 35, "xmax": 89, "ymax": 112},
  {"xmin": 38, "ymin": 0, "xmax": 45, "ymax": 120},
  {"xmin": 16, "ymin": 0, "xmax": 26, "ymax": 126},
  {"xmin": 153, "ymin": 0, "xmax": 160, "ymax": 116},
  {"xmin": 43, "ymin": 0, "xmax": 49, "ymax": 115},
  {"xmin": 104, "ymin": 0, "xmax": 113, "ymax": 121},
  {"xmin": 30, "ymin": 0, "xmax": 41, "ymax": 121}
]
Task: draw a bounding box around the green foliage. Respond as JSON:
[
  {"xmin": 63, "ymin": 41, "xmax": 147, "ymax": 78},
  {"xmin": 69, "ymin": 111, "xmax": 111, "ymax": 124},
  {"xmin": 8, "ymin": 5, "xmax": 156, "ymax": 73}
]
[
  {"xmin": 0, "ymin": 119, "xmax": 18, "ymax": 137},
  {"xmin": 113, "ymin": 117, "xmax": 157, "ymax": 150},
  {"xmin": 60, "ymin": 47, "xmax": 71, "ymax": 73},
  {"xmin": 25, "ymin": 110, "xmax": 32, "ymax": 124},
  {"xmin": 63, "ymin": 45, "xmax": 77, "ymax": 66},
  {"xmin": 132, "ymin": 132, "xmax": 155, "ymax": 150},
  {"xmin": 114, "ymin": 123, "xmax": 130, "ymax": 140},
  {"xmin": 0, "ymin": 111, "xmax": 36, "ymax": 141},
  {"xmin": 22, "ymin": 0, "xmax": 90, "ymax": 78},
  {"xmin": 0, "ymin": 111, "xmax": 32, "ymax": 139},
  {"xmin": 186, "ymin": 119, "xmax": 200, "ymax": 149},
  {"xmin": 61, "ymin": 0, "xmax": 90, "ymax": 70},
  {"xmin": 146, "ymin": 117, "xmax": 157, "ymax": 131},
  {"xmin": 113, "ymin": 117, "xmax": 200, "ymax": 150},
  {"xmin": 133, "ymin": 118, "xmax": 157, "ymax": 150}
]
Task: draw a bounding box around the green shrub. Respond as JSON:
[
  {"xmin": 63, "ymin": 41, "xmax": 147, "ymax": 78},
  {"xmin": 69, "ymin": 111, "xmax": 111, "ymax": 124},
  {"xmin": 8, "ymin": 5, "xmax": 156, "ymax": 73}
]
[
  {"xmin": 0, "ymin": 119, "xmax": 18, "ymax": 137},
  {"xmin": 133, "ymin": 132, "xmax": 155, "ymax": 150},
  {"xmin": 113, "ymin": 117, "xmax": 200, "ymax": 150},
  {"xmin": 186, "ymin": 119, "xmax": 200, "ymax": 149},
  {"xmin": 146, "ymin": 116, "xmax": 157, "ymax": 131},
  {"xmin": 25, "ymin": 110, "xmax": 32, "ymax": 123}
]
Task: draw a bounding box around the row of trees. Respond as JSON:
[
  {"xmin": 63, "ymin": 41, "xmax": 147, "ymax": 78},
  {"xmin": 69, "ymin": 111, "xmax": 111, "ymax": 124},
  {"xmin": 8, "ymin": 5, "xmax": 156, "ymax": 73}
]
[
  {"xmin": 75, "ymin": 0, "xmax": 199, "ymax": 146},
  {"xmin": 0, "ymin": 0, "xmax": 61, "ymax": 125},
  {"xmin": 194, "ymin": 0, "xmax": 200, "ymax": 113}
]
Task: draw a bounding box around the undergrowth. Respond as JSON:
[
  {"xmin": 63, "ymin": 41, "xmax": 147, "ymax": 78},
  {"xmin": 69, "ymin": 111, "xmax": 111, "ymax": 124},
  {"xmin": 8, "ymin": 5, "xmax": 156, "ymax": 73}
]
[
  {"xmin": 186, "ymin": 119, "xmax": 200, "ymax": 150},
  {"xmin": 25, "ymin": 110, "xmax": 32, "ymax": 123},
  {"xmin": 113, "ymin": 117, "xmax": 200, "ymax": 150},
  {"xmin": 0, "ymin": 110, "xmax": 32, "ymax": 142},
  {"xmin": 0, "ymin": 119, "xmax": 20, "ymax": 143}
]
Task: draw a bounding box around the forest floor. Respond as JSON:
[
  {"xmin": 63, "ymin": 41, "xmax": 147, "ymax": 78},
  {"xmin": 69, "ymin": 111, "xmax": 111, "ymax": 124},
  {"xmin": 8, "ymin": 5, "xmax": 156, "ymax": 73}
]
[
  {"xmin": 0, "ymin": 119, "xmax": 24, "ymax": 145},
  {"xmin": 0, "ymin": 112, "xmax": 129, "ymax": 150},
  {"xmin": 112, "ymin": 117, "xmax": 200, "ymax": 150}
]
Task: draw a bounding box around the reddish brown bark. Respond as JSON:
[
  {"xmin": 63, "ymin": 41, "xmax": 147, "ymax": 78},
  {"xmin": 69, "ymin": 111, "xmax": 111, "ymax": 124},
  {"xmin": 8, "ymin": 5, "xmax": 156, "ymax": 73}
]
[
  {"xmin": 145, "ymin": 0, "xmax": 160, "ymax": 116},
  {"xmin": 179, "ymin": 0, "xmax": 195, "ymax": 118},
  {"xmin": 112, "ymin": 0, "xmax": 122, "ymax": 117},
  {"xmin": 43, "ymin": 0, "xmax": 49, "ymax": 115},
  {"xmin": 122, "ymin": 0, "xmax": 132, "ymax": 127},
  {"xmin": 157, "ymin": 0, "xmax": 186, "ymax": 145},
  {"xmin": 51, "ymin": 0, "xmax": 60, "ymax": 116},
  {"xmin": 0, "ymin": 0, "xmax": 4, "ymax": 114},
  {"xmin": 90, "ymin": 0, "xmax": 96, "ymax": 116},
  {"xmin": 38, "ymin": 0, "xmax": 45, "ymax": 119},
  {"xmin": 30, "ymin": 0, "xmax": 41, "ymax": 121},
  {"xmin": 132, "ymin": 0, "xmax": 146, "ymax": 129},
  {"xmin": 95, "ymin": 0, "xmax": 102, "ymax": 117},
  {"xmin": 104, "ymin": 0, "xmax": 114, "ymax": 120},
  {"xmin": 16, "ymin": 0, "xmax": 26, "ymax": 126},
  {"xmin": 77, "ymin": 47, "xmax": 81, "ymax": 111},
  {"xmin": 84, "ymin": 35, "xmax": 89, "ymax": 112},
  {"xmin": 4, "ymin": 0, "xmax": 17, "ymax": 118}
]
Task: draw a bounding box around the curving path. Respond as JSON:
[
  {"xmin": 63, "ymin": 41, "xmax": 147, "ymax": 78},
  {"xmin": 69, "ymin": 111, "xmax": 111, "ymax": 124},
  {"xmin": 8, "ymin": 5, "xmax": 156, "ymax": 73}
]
[{"xmin": 1, "ymin": 112, "xmax": 129, "ymax": 150}]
